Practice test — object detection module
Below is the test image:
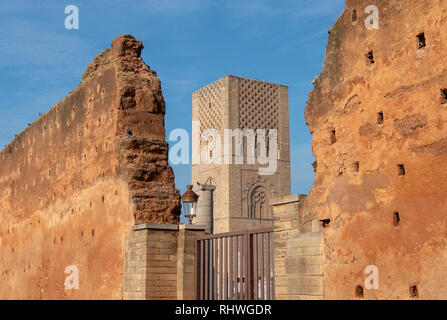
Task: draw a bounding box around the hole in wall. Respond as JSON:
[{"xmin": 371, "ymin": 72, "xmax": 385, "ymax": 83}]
[
  {"xmin": 393, "ymin": 211, "xmax": 400, "ymax": 227},
  {"xmin": 377, "ymin": 112, "xmax": 384, "ymax": 124},
  {"xmin": 352, "ymin": 9, "xmax": 357, "ymax": 22},
  {"xmin": 366, "ymin": 51, "xmax": 375, "ymax": 64},
  {"xmin": 312, "ymin": 161, "xmax": 318, "ymax": 173},
  {"xmin": 330, "ymin": 129, "xmax": 337, "ymax": 145},
  {"xmin": 416, "ymin": 32, "xmax": 426, "ymax": 49},
  {"xmin": 398, "ymin": 164, "xmax": 406, "ymax": 176},
  {"xmin": 81, "ymin": 231, "xmax": 84, "ymax": 237},
  {"xmin": 102, "ymin": 196, "xmax": 105, "ymax": 204},
  {"xmin": 320, "ymin": 219, "xmax": 331, "ymax": 228},
  {"xmin": 353, "ymin": 161, "xmax": 360, "ymax": 173},
  {"xmin": 91, "ymin": 229, "xmax": 95, "ymax": 237},
  {"xmin": 355, "ymin": 285, "xmax": 364, "ymax": 298},
  {"xmin": 441, "ymin": 89, "xmax": 447, "ymax": 103},
  {"xmin": 410, "ymin": 285, "xmax": 419, "ymax": 298}
]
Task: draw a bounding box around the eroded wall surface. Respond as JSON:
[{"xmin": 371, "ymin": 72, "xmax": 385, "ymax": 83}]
[
  {"xmin": 0, "ymin": 35, "xmax": 181, "ymax": 299},
  {"xmin": 305, "ymin": 0, "xmax": 447, "ymax": 299}
]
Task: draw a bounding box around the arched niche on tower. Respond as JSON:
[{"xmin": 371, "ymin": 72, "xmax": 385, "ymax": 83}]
[{"xmin": 247, "ymin": 183, "xmax": 272, "ymax": 220}]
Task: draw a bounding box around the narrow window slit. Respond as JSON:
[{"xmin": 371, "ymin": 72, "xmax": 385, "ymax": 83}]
[{"xmin": 353, "ymin": 161, "xmax": 360, "ymax": 173}]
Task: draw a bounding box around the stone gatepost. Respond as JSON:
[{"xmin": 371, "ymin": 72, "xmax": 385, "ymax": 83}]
[
  {"xmin": 123, "ymin": 223, "xmax": 206, "ymax": 300},
  {"xmin": 272, "ymin": 194, "xmax": 324, "ymax": 300}
]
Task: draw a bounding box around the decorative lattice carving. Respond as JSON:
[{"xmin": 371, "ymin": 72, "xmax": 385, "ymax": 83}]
[
  {"xmin": 238, "ymin": 79, "xmax": 279, "ymax": 131},
  {"xmin": 196, "ymin": 79, "xmax": 224, "ymax": 134}
]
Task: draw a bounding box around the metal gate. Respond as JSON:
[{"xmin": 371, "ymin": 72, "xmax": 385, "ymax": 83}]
[{"xmin": 195, "ymin": 228, "xmax": 274, "ymax": 300}]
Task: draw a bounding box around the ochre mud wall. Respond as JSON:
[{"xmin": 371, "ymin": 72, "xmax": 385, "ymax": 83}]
[
  {"xmin": 305, "ymin": 0, "xmax": 447, "ymax": 299},
  {"xmin": 0, "ymin": 35, "xmax": 181, "ymax": 299}
]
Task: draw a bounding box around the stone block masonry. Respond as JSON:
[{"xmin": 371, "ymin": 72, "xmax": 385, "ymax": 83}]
[
  {"xmin": 123, "ymin": 224, "xmax": 206, "ymax": 300},
  {"xmin": 0, "ymin": 35, "xmax": 181, "ymax": 299},
  {"xmin": 191, "ymin": 75, "xmax": 291, "ymax": 234},
  {"xmin": 272, "ymin": 195, "xmax": 324, "ymax": 300}
]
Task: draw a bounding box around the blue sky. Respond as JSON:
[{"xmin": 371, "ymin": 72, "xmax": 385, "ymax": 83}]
[{"xmin": 0, "ymin": 0, "xmax": 345, "ymax": 202}]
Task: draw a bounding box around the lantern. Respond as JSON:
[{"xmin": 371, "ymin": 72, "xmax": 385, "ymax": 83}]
[{"xmin": 181, "ymin": 185, "xmax": 199, "ymax": 224}]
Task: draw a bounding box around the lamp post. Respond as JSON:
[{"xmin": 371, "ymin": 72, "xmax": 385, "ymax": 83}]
[{"xmin": 181, "ymin": 185, "xmax": 199, "ymax": 224}]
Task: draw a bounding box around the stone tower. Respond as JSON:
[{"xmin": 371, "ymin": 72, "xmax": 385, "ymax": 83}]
[{"xmin": 192, "ymin": 75, "xmax": 291, "ymax": 233}]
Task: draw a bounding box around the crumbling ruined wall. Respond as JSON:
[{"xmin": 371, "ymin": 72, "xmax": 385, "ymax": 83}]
[
  {"xmin": 0, "ymin": 35, "xmax": 181, "ymax": 299},
  {"xmin": 305, "ymin": 0, "xmax": 447, "ymax": 299}
]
